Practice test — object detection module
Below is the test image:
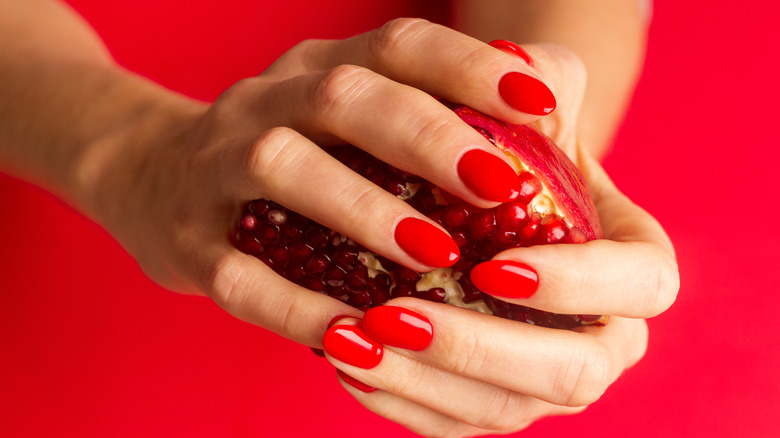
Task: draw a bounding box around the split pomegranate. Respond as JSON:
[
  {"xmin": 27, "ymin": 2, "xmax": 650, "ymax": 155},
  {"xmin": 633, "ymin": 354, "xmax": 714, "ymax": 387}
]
[{"xmin": 233, "ymin": 103, "xmax": 606, "ymax": 329}]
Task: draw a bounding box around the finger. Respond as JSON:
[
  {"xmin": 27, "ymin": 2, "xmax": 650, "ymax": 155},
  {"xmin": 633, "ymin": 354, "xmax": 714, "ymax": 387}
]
[
  {"xmin": 191, "ymin": 246, "xmax": 361, "ymax": 347},
  {"xmin": 327, "ymin": 328, "xmax": 584, "ymax": 434},
  {"xmin": 224, "ymin": 126, "xmax": 460, "ymax": 272},
  {"xmin": 244, "ymin": 69, "xmax": 526, "ymax": 210},
  {"xmin": 355, "ymin": 300, "xmax": 648, "ymax": 408},
  {"xmin": 263, "ymin": 18, "xmax": 557, "ymax": 124},
  {"xmin": 472, "ymin": 152, "xmax": 679, "ymax": 317}
]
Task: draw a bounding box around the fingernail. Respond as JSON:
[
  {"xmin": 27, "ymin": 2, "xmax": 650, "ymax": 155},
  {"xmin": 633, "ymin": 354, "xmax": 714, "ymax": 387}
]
[
  {"xmin": 323, "ymin": 324, "xmax": 383, "ymax": 369},
  {"xmin": 489, "ymin": 39, "xmax": 534, "ymax": 66},
  {"xmin": 470, "ymin": 260, "xmax": 539, "ymax": 298},
  {"xmin": 498, "ymin": 72, "xmax": 556, "ymax": 115},
  {"xmin": 458, "ymin": 149, "xmax": 521, "ymax": 202},
  {"xmin": 337, "ymin": 369, "xmax": 376, "ymax": 393},
  {"xmin": 328, "ymin": 314, "xmax": 356, "ymax": 329},
  {"xmin": 363, "ymin": 306, "xmax": 433, "ymax": 351},
  {"xmin": 395, "ymin": 218, "xmax": 460, "ymax": 267}
]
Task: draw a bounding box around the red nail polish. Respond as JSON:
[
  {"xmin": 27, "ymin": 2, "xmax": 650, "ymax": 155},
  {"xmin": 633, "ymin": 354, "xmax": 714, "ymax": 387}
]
[
  {"xmin": 498, "ymin": 72, "xmax": 556, "ymax": 115},
  {"xmin": 489, "ymin": 39, "xmax": 534, "ymax": 66},
  {"xmin": 470, "ymin": 260, "xmax": 539, "ymax": 298},
  {"xmin": 337, "ymin": 369, "xmax": 376, "ymax": 393},
  {"xmin": 363, "ymin": 306, "xmax": 433, "ymax": 351},
  {"xmin": 323, "ymin": 324, "xmax": 383, "ymax": 369},
  {"xmin": 395, "ymin": 218, "xmax": 460, "ymax": 267},
  {"xmin": 458, "ymin": 149, "xmax": 521, "ymax": 202},
  {"xmin": 328, "ymin": 314, "xmax": 356, "ymax": 329}
]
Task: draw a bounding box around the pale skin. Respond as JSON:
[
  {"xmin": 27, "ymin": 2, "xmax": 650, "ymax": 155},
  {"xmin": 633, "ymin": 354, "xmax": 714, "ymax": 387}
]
[{"xmin": 0, "ymin": 1, "xmax": 678, "ymax": 437}]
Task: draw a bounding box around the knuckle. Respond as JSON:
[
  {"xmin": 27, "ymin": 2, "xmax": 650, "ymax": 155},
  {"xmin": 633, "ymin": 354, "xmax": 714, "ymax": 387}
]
[
  {"xmin": 245, "ymin": 127, "xmax": 302, "ymax": 185},
  {"xmin": 370, "ymin": 18, "xmax": 433, "ymax": 59},
  {"xmin": 473, "ymin": 391, "xmax": 529, "ymax": 431},
  {"xmin": 446, "ymin": 331, "xmax": 490, "ymax": 376},
  {"xmin": 203, "ymin": 254, "xmax": 247, "ymax": 312},
  {"xmin": 556, "ymin": 343, "xmax": 610, "ymax": 407},
  {"xmin": 309, "ymin": 64, "xmax": 375, "ymax": 114},
  {"xmin": 642, "ymin": 251, "xmax": 681, "ymax": 316}
]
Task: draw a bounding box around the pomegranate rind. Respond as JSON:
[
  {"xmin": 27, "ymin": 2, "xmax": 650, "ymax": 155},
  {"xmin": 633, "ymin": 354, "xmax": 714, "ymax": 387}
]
[{"xmin": 453, "ymin": 105, "xmax": 603, "ymax": 240}]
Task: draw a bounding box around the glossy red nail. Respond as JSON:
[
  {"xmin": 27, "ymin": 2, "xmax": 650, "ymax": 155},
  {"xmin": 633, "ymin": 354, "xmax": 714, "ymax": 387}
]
[
  {"xmin": 363, "ymin": 306, "xmax": 433, "ymax": 351},
  {"xmin": 458, "ymin": 149, "xmax": 521, "ymax": 202},
  {"xmin": 323, "ymin": 324, "xmax": 383, "ymax": 369},
  {"xmin": 327, "ymin": 314, "xmax": 355, "ymax": 329},
  {"xmin": 395, "ymin": 218, "xmax": 460, "ymax": 267},
  {"xmin": 337, "ymin": 369, "xmax": 376, "ymax": 393},
  {"xmin": 498, "ymin": 72, "xmax": 556, "ymax": 115},
  {"xmin": 470, "ymin": 260, "xmax": 539, "ymax": 298},
  {"xmin": 489, "ymin": 39, "xmax": 534, "ymax": 66}
]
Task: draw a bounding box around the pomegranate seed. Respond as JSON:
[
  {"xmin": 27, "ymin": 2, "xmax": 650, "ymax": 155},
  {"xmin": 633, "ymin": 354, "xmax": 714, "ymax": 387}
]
[
  {"xmin": 267, "ymin": 209, "xmax": 288, "ymax": 225},
  {"xmin": 306, "ymin": 227, "xmax": 331, "ymax": 248},
  {"xmin": 240, "ymin": 213, "xmax": 258, "ymax": 231},
  {"xmin": 345, "ymin": 266, "xmax": 369, "ymax": 291},
  {"xmin": 267, "ymin": 245, "xmax": 290, "ymax": 268},
  {"xmin": 235, "ymin": 230, "xmax": 264, "ymax": 254},
  {"xmin": 248, "ymin": 200, "xmax": 270, "ymax": 216},
  {"xmin": 282, "ymin": 223, "xmax": 303, "ymax": 242},
  {"xmin": 496, "ymin": 201, "xmax": 529, "ymax": 230},
  {"xmin": 285, "ymin": 265, "xmax": 306, "ymax": 284},
  {"xmin": 517, "ymin": 172, "xmax": 542, "ymax": 202},
  {"xmin": 332, "ymin": 244, "xmax": 359, "ymax": 268},
  {"xmin": 303, "ymin": 254, "xmax": 330, "ymax": 278},
  {"xmin": 539, "ymin": 216, "xmax": 569, "ymax": 244},
  {"xmin": 468, "ymin": 212, "xmax": 497, "ymax": 241},
  {"xmin": 418, "ymin": 287, "xmax": 446, "ymax": 303},
  {"xmin": 391, "ymin": 285, "xmax": 415, "ymax": 298},
  {"xmin": 492, "ymin": 230, "xmax": 519, "ymax": 249},
  {"xmin": 451, "ymin": 231, "xmax": 469, "ymax": 248},
  {"xmin": 300, "ymin": 277, "xmax": 326, "ymax": 293},
  {"xmin": 395, "ymin": 268, "xmax": 421, "ymax": 285},
  {"xmin": 288, "ymin": 240, "xmax": 314, "ymax": 264},
  {"xmin": 443, "ymin": 205, "xmax": 470, "ymax": 228},
  {"xmin": 258, "ymin": 224, "xmax": 280, "ymax": 245}
]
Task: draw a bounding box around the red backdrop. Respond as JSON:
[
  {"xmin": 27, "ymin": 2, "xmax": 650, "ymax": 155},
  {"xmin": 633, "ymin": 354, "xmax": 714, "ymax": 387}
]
[{"xmin": 1, "ymin": 1, "xmax": 779, "ymax": 437}]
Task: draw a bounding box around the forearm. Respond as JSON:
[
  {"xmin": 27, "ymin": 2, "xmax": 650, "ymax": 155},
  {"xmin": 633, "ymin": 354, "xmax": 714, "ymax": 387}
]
[
  {"xmin": 452, "ymin": 0, "xmax": 648, "ymax": 158},
  {"xmin": 0, "ymin": 0, "xmax": 201, "ymax": 215}
]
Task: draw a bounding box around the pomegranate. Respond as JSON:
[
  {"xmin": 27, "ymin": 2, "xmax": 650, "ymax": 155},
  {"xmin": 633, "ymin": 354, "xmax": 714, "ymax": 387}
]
[{"xmin": 233, "ymin": 103, "xmax": 606, "ymax": 329}]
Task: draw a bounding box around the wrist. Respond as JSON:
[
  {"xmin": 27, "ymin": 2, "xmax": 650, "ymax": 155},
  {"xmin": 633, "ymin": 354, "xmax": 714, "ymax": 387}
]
[{"xmin": 70, "ymin": 67, "xmax": 208, "ymax": 231}]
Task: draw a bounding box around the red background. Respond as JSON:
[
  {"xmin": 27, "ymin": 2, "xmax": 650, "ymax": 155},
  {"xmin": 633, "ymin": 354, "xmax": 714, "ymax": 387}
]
[{"xmin": 1, "ymin": 1, "xmax": 779, "ymax": 437}]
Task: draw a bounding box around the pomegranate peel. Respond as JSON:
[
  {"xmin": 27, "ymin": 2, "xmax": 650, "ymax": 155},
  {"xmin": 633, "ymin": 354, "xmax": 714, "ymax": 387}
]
[{"xmin": 234, "ymin": 102, "xmax": 606, "ymax": 329}]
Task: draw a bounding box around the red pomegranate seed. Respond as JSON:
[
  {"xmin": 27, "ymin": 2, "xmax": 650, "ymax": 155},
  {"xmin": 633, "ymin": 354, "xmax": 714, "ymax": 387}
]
[
  {"xmin": 303, "ymin": 254, "xmax": 331, "ymax": 278},
  {"xmin": 240, "ymin": 213, "xmax": 258, "ymax": 231},
  {"xmin": 288, "ymin": 240, "xmax": 314, "ymax": 264},
  {"xmin": 332, "ymin": 244, "xmax": 359, "ymax": 268},
  {"xmin": 235, "ymin": 230, "xmax": 264, "ymax": 254},
  {"xmin": 496, "ymin": 201, "xmax": 529, "ymax": 230},
  {"xmin": 539, "ymin": 215, "xmax": 569, "ymax": 244},
  {"xmin": 267, "ymin": 245, "xmax": 290, "ymax": 268},
  {"xmin": 391, "ymin": 285, "xmax": 415, "ymax": 298},
  {"xmin": 258, "ymin": 224, "xmax": 281, "ymax": 245},
  {"xmin": 443, "ymin": 205, "xmax": 470, "ymax": 228},
  {"xmin": 418, "ymin": 287, "xmax": 446, "ymax": 303},
  {"xmin": 248, "ymin": 200, "xmax": 270, "ymax": 216},
  {"xmin": 300, "ymin": 277, "xmax": 326, "ymax": 293},
  {"xmin": 517, "ymin": 172, "xmax": 542, "ymax": 202},
  {"xmin": 395, "ymin": 268, "xmax": 421, "ymax": 285},
  {"xmin": 345, "ymin": 266, "xmax": 369, "ymax": 291},
  {"xmin": 468, "ymin": 212, "xmax": 497, "ymax": 241},
  {"xmin": 492, "ymin": 230, "xmax": 519, "ymax": 249},
  {"xmin": 306, "ymin": 227, "xmax": 331, "ymax": 248}
]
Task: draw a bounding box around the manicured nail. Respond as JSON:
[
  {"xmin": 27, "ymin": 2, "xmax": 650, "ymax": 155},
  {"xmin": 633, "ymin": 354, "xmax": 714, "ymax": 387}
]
[
  {"xmin": 363, "ymin": 306, "xmax": 433, "ymax": 351},
  {"xmin": 337, "ymin": 369, "xmax": 376, "ymax": 393},
  {"xmin": 395, "ymin": 218, "xmax": 460, "ymax": 267},
  {"xmin": 328, "ymin": 314, "xmax": 356, "ymax": 329},
  {"xmin": 458, "ymin": 149, "xmax": 521, "ymax": 202},
  {"xmin": 470, "ymin": 260, "xmax": 539, "ymax": 298},
  {"xmin": 323, "ymin": 324, "xmax": 383, "ymax": 369},
  {"xmin": 489, "ymin": 39, "xmax": 534, "ymax": 66},
  {"xmin": 498, "ymin": 72, "xmax": 556, "ymax": 115}
]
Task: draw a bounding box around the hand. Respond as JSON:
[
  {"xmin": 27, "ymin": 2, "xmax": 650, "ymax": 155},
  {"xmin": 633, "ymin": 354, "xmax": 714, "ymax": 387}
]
[
  {"xmin": 84, "ymin": 19, "xmax": 560, "ymax": 348},
  {"xmin": 316, "ymin": 24, "xmax": 679, "ymax": 438}
]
